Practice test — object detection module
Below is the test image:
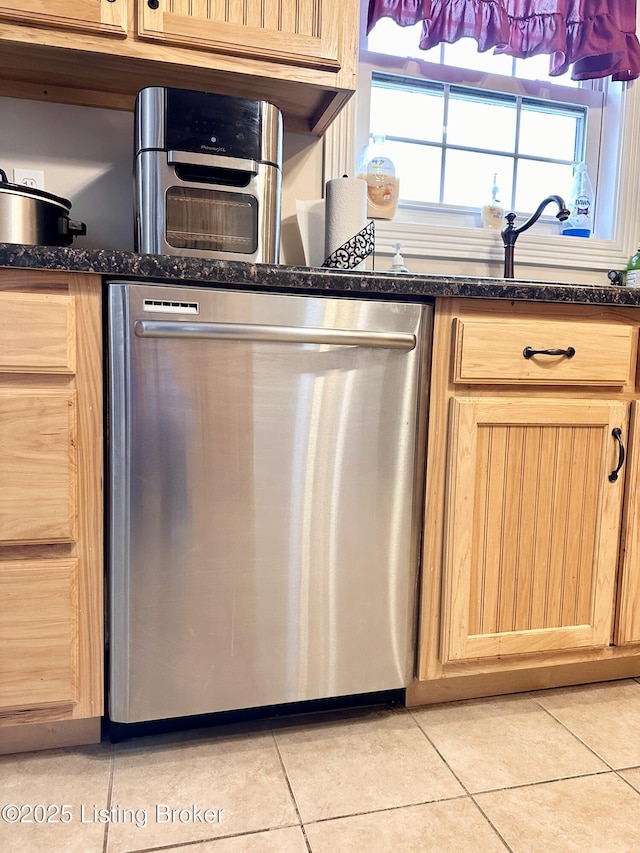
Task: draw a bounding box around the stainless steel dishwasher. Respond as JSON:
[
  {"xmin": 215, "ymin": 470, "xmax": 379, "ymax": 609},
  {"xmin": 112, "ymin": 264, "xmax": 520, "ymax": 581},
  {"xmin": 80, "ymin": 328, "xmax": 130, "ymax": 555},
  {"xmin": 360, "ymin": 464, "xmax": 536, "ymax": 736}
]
[{"xmin": 108, "ymin": 280, "xmax": 431, "ymax": 723}]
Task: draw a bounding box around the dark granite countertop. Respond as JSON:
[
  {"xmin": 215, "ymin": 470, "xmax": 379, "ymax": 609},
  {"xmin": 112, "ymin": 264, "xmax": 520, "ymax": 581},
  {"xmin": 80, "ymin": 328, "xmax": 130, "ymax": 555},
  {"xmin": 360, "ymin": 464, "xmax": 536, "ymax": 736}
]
[{"xmin": 1, "ymin": 243, "xmax": 638, "ymax": 307}]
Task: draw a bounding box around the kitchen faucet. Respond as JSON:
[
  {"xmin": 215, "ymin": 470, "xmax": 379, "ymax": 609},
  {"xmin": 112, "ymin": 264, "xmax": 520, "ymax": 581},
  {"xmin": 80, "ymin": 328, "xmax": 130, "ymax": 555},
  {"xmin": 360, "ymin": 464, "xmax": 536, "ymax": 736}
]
[{"xmin": 501, "ymin": 195, "xmax": 571, "ymax": 278}]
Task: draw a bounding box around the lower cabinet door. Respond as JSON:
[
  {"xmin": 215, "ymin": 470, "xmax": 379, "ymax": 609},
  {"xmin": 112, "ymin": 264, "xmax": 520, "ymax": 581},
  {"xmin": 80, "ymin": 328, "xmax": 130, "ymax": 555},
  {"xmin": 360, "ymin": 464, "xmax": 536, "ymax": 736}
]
[
  {"xmin": 0, "ymin": 560, "xmax": 78, "ymax": 713},
  {"xmin": 441, "ymin": 397, "xmax": 628, "ymax": 664},
  {"xmin": 614, "ymin": 401, "xmax": 640, "ymax": 645}
]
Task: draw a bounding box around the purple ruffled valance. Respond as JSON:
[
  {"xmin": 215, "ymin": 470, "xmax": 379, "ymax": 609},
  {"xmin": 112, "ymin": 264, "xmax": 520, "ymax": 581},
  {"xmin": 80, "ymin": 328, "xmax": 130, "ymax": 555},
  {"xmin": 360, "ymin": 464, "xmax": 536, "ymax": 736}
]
[{"xmin": 367, "ymin": 0, "xmax": 640, "ymax": 81}]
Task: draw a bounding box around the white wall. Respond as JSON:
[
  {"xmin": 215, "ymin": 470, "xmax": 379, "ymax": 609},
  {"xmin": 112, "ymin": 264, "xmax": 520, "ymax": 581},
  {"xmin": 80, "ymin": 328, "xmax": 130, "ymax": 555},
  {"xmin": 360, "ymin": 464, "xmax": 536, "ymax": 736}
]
[
  {"xmin": 0, "ymin": 98, "xmax": 135, "ymax": 251},
  {"xmin": 0, "ymin": 96, "xmax": 322, "ymax": 262}
]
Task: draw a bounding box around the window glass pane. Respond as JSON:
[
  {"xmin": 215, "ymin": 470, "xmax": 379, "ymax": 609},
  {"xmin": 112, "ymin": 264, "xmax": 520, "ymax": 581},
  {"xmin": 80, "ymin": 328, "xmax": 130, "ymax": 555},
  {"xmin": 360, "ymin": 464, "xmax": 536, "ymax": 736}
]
[
  {"xmin": 443, "ymin": 150, "xmax": 514, "ymax": 208},
  {"xmin": 383, "ymin": 140, "xmax": 442, "ymax": 204},
  {"xmin": 370, "ymin": 83, "xmax": 444, "ymax": 143},
  {"xmin": 514, "ymin": 160, "xmax": 575, "ymax": 212},
  {"xmin": 447, "ymin": 91, "xmax": 517, "ymax": 151},
  {"xmin": 366, "ymin": 19, "xmax": 440, "ymax": 62},
  {"xmin": 443, "ymin": 38, "xmax": 513, "ymax": 76},
  {"xmin": 519, "ymin": 104, "xmax": 583, "ymax": 160}
]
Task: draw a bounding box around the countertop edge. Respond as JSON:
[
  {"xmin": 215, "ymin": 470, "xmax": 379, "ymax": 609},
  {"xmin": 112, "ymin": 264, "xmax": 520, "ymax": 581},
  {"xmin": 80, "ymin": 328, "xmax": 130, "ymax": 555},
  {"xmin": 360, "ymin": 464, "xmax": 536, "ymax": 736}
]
[{"xmin": 0, "ymin": 244, "xmax": 638, "ymax": 307}]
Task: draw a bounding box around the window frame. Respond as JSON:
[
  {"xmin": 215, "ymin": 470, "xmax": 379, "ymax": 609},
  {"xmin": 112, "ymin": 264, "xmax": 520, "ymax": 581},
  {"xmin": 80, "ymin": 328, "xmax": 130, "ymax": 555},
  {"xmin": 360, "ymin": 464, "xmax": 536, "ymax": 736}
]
[{"xmin": 323, "ymin": 12, "xmax": 640, "ymax": 281}]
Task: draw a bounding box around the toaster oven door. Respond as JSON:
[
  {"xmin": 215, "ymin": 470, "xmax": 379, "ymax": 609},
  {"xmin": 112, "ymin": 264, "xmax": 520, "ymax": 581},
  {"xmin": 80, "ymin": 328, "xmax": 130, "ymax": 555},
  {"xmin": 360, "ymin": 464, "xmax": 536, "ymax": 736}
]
[
  {"xmin": 134, "ymin": 150, "xmax": 281, "ymax": 262},
  {"xmin": 165, "ymin": 186, "xmax": 258, "ymax": 254}
]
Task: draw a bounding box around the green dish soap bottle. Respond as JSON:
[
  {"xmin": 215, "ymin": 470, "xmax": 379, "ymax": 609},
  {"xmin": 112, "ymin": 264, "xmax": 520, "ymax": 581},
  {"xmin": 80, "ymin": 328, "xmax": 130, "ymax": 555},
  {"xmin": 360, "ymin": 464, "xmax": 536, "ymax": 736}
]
[{"xmin": 626, "ymin": 243, "xmax": 640, "ymax": 288}]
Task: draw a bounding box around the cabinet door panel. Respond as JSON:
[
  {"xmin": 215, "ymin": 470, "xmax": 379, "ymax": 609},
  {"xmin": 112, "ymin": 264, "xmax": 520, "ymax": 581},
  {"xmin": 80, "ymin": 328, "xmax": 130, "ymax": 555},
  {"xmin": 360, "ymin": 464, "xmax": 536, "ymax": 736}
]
[
  {"xmin": 0, "ymin": 0, "xmax": 127, "ymax": 37},
  {"xmin": 0, "ymin": 560, "xmax": 78, "ymax": 712},
  {"xmin": 138, "ymin": 0, "xmax": 340, "ymax": 70},
  {"xmin": 0, "ymin": 390, "xmax": 77, "ymax": 544},
  {"xmin": 615, "ymin": 401, "xmax": 640, "ymax": 644},
  {"xmin": 0, "ymin": 292, "xmax": 75, "ymax": 374},
  {"xmin": 442, "ymin": 397, "xmax": 627, "ymax": 663}
]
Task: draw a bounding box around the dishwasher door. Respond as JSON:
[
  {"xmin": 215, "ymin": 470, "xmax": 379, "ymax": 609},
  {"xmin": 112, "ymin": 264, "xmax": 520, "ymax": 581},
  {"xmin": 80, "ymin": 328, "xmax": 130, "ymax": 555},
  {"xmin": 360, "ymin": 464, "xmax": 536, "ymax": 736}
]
[{"xmin": 108, "ymin": 281, "xmax": 430, "ymax": 723}]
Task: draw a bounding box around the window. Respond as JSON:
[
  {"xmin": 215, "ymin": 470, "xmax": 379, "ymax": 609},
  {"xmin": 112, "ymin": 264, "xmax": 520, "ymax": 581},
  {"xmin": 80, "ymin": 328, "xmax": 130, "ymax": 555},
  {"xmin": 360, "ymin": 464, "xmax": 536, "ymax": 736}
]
[
  {"xmin": 360, "ymin": 21, "xmax": 603, "ymax": 229},
  {"xmin": 323, "ymin": 11, "xmax": 640, "ymax": 279}
]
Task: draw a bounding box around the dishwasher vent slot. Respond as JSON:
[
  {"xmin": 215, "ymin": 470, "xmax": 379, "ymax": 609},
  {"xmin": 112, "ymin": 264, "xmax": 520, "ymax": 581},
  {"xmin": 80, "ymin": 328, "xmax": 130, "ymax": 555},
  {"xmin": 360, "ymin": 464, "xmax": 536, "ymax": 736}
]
[{"xmin": 143, "ymin": 299, "xmax": 199, "ymax": 314}]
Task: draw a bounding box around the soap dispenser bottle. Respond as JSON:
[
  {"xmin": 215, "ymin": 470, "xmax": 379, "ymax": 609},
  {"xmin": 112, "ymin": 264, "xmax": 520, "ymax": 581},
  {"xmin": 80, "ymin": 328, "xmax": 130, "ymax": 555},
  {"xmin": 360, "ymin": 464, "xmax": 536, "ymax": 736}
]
[
  {"xmin": 562, "ymin": 163, "xmax": 594, "ymax": 237},
  {"xmin": 356, "ymin": 135, "xmax": 400, "ymax": 220},
  {"xmin": 389, "ymin": 243, "xmax": 410, "ymax": 274},
  {"xmin": 481, "ymin": 174, "xmax": 504, "ymax": 229}
]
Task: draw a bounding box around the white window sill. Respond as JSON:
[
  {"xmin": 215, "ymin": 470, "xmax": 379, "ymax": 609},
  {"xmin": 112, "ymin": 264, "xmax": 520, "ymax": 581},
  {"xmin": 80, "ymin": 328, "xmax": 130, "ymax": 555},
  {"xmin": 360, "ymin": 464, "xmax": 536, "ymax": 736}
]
[{"xmin": 372, "ymin": 217, "xmax": 630, "ymax": 274}]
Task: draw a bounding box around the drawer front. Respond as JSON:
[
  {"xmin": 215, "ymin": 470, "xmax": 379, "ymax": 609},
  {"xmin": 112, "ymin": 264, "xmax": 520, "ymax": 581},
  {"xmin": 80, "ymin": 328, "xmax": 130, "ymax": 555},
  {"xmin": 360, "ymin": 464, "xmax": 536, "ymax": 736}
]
[
  {"xmin": 0, "ymin": 559, "xmax": 78, "ymax": 712},
  {"xmin": 454, "ymin": 317, "xmax": 634, "ymax": 385},
  {"xmin": 0, "ymin": 292, "xmax": 75, "ymax": 374},
  {"xmin": 0, "ymin": 389, "xmax": 77, "ymax": 544}
]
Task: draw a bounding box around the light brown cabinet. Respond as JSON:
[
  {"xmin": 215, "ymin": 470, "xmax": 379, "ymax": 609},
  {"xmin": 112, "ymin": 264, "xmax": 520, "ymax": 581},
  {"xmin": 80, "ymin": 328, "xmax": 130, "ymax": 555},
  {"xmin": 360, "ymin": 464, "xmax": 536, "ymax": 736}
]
[
  {"xmin": 0, "ymin": 560, "xmax": 79, "ymax": 711},
  {"xmin": 441, "ymin": 396, "xmax": 626, "ymax": 664},
  {"xmin": 0, "ymin": 270, "xmax": 103, "ymax": 750},
  {"xmin": 0, "ymin": 0, "xmax": 127, "ymax": 37},
  {"xmin": 0, "ymin": 0, "xmax": 358, "ymax": 134},
  {"xmin": 138, "ymin": 0, "xmax": 341, "ymax": 73},
  {"xmin": 408, "ymin": 297, "xmax": 640, "ymax": 707},
  {"xmin": 0, "ymin": 389, "xmax": 78, "ymax": 544},
  {"xmin": 616, "ymin": 402, "xmax": 640, "ymax": 645}
]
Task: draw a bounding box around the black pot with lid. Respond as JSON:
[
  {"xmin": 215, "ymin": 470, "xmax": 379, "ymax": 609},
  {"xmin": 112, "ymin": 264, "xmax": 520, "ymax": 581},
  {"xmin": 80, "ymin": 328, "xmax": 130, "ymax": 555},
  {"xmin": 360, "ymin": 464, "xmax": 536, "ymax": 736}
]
[{"xmin": 0, "ymin": 168, "xmax": 87, "ymax": 247}]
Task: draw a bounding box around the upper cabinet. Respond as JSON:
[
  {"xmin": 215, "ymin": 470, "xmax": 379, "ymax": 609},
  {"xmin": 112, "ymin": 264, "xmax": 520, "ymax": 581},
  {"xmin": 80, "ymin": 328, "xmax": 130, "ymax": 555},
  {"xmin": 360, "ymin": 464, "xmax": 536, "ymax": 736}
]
[
  {"xmin": 138, "ymin": 0, "xmax": 341, "ymax": 72},
  {"xmin": 0, "ymin": 0, "xmax": 127, "ymax": 38},
  {"xmin": 0, "ymin": 0, "xmax": 358, "ymax": 133}
]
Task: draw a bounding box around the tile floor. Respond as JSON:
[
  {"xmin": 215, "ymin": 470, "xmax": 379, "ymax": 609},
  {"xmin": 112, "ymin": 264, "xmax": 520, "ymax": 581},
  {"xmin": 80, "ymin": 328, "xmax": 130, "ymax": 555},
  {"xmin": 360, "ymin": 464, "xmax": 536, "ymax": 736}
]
[{"xmin": 4, "ymin": 678, "xmax": 640, "ymax": 851}]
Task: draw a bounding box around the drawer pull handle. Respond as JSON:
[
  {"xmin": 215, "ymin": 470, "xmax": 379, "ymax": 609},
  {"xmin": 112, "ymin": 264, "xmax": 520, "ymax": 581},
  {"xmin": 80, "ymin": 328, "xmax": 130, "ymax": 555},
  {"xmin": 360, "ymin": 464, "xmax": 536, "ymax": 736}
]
[
  {"xmin": 609, "ymin": 428, "xmax": 625, "ymax": 483},
  {"xmin": 523, "ymin": 346, "xmax": 576, "ymax": 359}
]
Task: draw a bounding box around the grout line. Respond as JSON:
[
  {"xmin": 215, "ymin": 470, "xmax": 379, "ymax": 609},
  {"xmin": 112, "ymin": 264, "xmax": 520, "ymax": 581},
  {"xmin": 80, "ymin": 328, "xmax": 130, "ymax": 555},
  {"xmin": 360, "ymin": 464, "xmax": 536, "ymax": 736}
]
[
  {"xmin": 531, "ymin": 694, "xmax": 618, "ymax": 770},
  {"xmin": 408, "ymin": 704, "xmax": 618, "ymax": 794},
  {"xmin": 407, "ymin": 707, "xmax": 512, "ymax": 850},
  {"xmin": 613, "ymin": 767, "xmax": 640, "ymax": 795},
  {"xmin": 471, "ymin": 766, "xmax": 618, "ymax": 796},
  {"xmin": 406, "ymin": 707, "xmax": 474, "ymax": 796},
  {"xmin": 102, "ymin": 741, "xmax": 116, "ymax": 853},
  {"xmin": 467, "ymin": 796, "xmax": 513, "ymax": 852},
  {"xmin": 269, "ymin": 726, "xmax": 312, "ymax": 852},
  {"xmin": 300, "ymin": 792, "xmax": 470, "ymax": 826},
  {"xmin": 103, "ymin": 829, "xmax": 300, "ymax": 853}
]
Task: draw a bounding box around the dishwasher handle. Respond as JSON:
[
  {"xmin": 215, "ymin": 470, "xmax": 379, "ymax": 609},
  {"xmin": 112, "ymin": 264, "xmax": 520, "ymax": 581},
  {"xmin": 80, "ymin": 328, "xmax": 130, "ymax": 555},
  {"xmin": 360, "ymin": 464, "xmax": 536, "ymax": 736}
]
[{"xmin": 133, "ymin": 320, "xmax": 417, "ymax": 351}]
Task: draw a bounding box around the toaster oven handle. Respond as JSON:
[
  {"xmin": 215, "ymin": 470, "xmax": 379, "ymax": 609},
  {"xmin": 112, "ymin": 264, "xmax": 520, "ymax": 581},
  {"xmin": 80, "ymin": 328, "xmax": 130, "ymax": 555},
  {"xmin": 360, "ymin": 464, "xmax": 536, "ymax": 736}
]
[
  {"xmin": 134, "ymin": 319, "xmax": 416, "ymax": 351},
  {"xmin": 167, "ymin": 150, "xmax": 260, "ymax": 173}
]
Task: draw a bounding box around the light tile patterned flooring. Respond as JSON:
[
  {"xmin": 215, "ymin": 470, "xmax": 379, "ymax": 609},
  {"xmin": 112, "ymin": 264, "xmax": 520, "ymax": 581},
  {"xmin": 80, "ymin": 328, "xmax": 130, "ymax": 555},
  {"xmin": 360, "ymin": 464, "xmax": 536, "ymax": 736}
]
[{"xmin": 4, "ymin": 678, "xmax": 640, "ymax": 851}]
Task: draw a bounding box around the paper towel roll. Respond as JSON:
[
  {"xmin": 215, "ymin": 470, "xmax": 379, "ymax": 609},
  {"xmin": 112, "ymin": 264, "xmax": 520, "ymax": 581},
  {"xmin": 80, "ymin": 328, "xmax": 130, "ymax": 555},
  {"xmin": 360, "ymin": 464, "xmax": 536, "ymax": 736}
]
[{"xmin": 324, "ymin": 177, "xmax": 369, "ymax": 270}]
